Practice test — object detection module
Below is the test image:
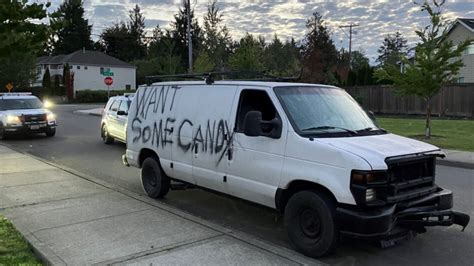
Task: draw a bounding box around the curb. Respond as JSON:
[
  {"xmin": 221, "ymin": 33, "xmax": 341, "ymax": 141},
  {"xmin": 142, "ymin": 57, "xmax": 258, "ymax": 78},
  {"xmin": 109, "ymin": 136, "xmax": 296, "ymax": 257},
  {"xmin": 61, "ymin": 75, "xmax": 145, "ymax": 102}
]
[
  {"xmin": 72, "ymin": 110, "xmax": 102, "ymax": 117},
  {"xmin": 437, "ymin": 158, "xmax": 474, "ymax": 170},
  {"xmin": 0, "ymin": 144, "xmax": 322, "ymax": 266}
]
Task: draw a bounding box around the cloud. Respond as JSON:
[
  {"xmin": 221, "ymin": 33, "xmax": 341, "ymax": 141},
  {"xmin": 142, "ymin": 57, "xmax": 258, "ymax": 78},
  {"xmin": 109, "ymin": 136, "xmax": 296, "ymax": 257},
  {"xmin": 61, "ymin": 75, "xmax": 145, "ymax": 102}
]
[{"xmin": 77, "ymin": 0, "xmax": 471, "ymax": 63}]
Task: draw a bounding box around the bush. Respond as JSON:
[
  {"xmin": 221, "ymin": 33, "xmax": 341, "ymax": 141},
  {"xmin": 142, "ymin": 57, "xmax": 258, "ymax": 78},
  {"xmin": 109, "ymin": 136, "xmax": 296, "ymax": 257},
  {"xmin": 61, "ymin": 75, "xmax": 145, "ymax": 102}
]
[{"xmin": 74, "ymin": 90, "xmax": 134, "ymax": 103}]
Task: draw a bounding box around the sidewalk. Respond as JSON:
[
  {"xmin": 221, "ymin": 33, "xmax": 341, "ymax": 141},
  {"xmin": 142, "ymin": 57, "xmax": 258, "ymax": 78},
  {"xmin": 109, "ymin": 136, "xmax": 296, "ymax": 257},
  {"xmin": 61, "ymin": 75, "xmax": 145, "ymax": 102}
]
[
  {"xmin": 437, "ymin": 149, "xmax": 474, "ymax": 169},
  {"xmin": 0, "ymin": 145, "xmax": 319, "ymax": 265}
]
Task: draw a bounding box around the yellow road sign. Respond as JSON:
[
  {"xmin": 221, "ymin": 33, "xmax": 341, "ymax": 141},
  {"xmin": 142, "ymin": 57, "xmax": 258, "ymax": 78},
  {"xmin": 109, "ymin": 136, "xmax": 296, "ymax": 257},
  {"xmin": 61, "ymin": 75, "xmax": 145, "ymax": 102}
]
[{"xmin": 5, "ymin": 83, "xmax": 13, "ymax": 92}]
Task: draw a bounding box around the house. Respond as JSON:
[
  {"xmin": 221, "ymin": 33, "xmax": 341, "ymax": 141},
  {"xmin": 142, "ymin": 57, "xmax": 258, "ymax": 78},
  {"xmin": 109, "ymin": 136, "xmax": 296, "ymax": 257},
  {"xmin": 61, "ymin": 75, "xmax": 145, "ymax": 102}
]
[
  {"xmin": 35, "ymin": 50, "xmax": 136, "ymax": 92},
  {"xmin": 447, "ymin": 18, "xmax": 474, "ymax": 83},
  {"xmin": 399, "ymin": 18, "xmax": 473, "ymax": 83}
]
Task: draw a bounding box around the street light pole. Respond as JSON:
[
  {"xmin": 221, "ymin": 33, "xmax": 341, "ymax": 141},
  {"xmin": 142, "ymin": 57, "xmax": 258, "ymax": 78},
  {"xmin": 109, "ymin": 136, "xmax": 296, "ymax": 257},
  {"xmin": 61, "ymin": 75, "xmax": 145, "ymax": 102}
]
[
  {"xmin": 186, "ymin": 0, "xmax": 193, "ymax": 73},
  {"xmin": 339, "ymin": 23, "xmax": 359, "ymax": 69}
]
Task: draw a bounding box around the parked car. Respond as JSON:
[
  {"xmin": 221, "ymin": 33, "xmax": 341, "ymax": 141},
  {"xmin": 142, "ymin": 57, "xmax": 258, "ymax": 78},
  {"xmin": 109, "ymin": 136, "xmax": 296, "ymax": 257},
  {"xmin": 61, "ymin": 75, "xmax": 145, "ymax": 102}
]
[
  {"xmin": 0, "ymin": 93, "xmax": 57, "ymax": 140},
  {"xmin": 101, "ymin": 93, "xmax": 134, "ymax": 144},
  {"xmin": 122, "ymin": 80, "xmax": 469, "ymax": 258}
]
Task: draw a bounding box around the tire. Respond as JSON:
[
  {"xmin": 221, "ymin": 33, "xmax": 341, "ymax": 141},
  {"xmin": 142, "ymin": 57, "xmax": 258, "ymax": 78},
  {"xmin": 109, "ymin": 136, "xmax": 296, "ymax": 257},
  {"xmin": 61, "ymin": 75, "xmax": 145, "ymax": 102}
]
[
  {"xmin": 284, "ymin": 190, "xmax": 339, "ymax": 258},
  {"xmin": 45, "ymin": 127, "xmax": 56, "ymax": 137},
  {"xmin": 101, "ymin": 124, "xmax": 114, "ymax": 144},
  {"xmin": 0, "ymin": 124, "xmax": 6, "ymax": 140},
  {"xmin": 141, "ymin": 157, "xmax": 170, "ymax": 198}
]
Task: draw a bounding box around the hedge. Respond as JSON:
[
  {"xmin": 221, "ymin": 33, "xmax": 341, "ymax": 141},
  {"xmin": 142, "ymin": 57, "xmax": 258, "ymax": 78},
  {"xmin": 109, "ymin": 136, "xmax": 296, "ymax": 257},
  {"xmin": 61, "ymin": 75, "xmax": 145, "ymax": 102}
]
[{"xmin": 74, "ymin": 90, "xmax": 135, "ymax": 103}]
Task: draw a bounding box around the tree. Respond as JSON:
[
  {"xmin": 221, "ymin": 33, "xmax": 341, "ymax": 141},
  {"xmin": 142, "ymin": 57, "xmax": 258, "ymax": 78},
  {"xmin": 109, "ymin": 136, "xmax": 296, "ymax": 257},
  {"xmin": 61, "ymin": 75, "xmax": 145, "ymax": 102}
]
[
  {"xmin": 171, "ymin": 2, "xmax": 203, "ymax": 72},
  {"xmin": 202, "ymin": 0, "xmax": 232, "ymax": 70},
  {"xmin": 301, "ymin": 12, "xmax": 338, "ymax": 83},
  {"xmin": 100, "ymin": 22, "xmax": 134, "ymax": 62},
  {"xmin": 193, "ymin": 51, "xmax": 215, "ymax": 73},
  {"xmin": 50, "ymin": 0, "xmax": 93, "ymax": 55},
  {"xmin": 128, "ymin": 5, "xmax": 146, "ymax": 60},
  {"xmin": 0, "ymin": 1, "xmax": 49, "ymax": 91},
  {"xmin": 53, "ymin": 75, "xmax": 61, "ymax": 96},
  {"xmin": 42, "ymin": 68, "xmax": 52, "ymax": 95},
  {"xmin": 376, "ymin": 31, "xmax": 407, "ymax": 67},
  {"xmin": 375, "ymin": 0, "xmax": 471, "ymax": 139},
  {"xmin": 229, "ymin": 33, "xmax": 265, "ymax": 72}
]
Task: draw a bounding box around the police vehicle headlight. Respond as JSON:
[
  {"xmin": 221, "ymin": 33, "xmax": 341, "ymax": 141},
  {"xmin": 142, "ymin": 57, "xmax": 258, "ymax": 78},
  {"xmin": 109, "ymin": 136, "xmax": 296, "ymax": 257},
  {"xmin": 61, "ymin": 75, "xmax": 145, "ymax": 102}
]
[
  {"xmin": 47, "ymin": 113, "xmax": 56, "ymax": 122},
  {"xmin": 6, "ymin": 115, "xmax": 21, "ymax": 124}
]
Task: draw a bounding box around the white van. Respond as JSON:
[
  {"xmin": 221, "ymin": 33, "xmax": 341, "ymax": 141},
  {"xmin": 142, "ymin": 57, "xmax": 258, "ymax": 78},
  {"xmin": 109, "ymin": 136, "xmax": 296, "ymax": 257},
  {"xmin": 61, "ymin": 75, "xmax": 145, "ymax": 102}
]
[{"xmin": 123, "ymin": 80, "xmax": 469, "ymax": 257}]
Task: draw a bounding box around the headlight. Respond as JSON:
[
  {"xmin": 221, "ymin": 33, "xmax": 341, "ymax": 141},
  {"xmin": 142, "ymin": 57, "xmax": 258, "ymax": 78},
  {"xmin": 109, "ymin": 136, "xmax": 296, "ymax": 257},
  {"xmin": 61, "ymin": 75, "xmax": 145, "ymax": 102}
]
[
  {"xmin": 350, "ymin": 170, "xmax": 388, "ymax": 206},
  {"xmin": 47, "ymin": 113, "xmax": 56, "ymax": 121},
  {"xmin": 43, "ymin": 100, "xmax": 53, "ymax": 108},
  {"xmin": 6, "ymin": 115, "xmax": 21, "ymax": 124}
]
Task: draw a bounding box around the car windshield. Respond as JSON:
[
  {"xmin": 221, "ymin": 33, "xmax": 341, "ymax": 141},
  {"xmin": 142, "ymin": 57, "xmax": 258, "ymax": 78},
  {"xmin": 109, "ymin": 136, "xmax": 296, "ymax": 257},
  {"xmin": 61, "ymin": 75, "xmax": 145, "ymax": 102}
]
[
  {"xmin": 0, "ymin": 98, "xmax": 44, "ymax": 110},
  {"xmin": 274, "ymin": 86, "xmax": 383, "ymax": 137}
]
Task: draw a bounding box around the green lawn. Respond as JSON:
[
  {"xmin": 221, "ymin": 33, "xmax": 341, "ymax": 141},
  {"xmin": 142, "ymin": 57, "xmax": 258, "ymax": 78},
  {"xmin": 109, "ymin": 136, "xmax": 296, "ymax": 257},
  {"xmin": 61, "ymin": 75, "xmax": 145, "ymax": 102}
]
[
  {"xmin": 378, "ymin": 117, "xmax": 474, "ymax": 152},
  {"xmin": 0, "ymin": 215, "xmax": 43, "ymax": 265}
]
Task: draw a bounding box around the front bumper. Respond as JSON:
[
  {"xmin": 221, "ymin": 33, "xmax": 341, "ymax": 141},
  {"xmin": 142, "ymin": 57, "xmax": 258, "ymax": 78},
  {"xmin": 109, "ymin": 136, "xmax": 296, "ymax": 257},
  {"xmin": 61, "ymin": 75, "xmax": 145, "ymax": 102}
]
[
  {"xmin": 4, "ymin": 121, "xmax": 57, "ymax": 134},
  {"xmin": 336, "ymin": 188, "xmax": 470, "ymax": 239}
]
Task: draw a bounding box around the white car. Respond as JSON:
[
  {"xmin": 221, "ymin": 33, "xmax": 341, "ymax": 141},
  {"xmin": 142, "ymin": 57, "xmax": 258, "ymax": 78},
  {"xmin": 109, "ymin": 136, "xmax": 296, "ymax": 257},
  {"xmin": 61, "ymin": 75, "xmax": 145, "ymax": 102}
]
[
  {"xmin": 123, "ymin": 80, "xmax": 469, "ymax": 257},
  {"xmin": 0, "ymin": 93, "xmax": 57, "ymax": 140},
  {"xmin": 101, "ymin": 93, "xmax": 134, "ymax": 144}
]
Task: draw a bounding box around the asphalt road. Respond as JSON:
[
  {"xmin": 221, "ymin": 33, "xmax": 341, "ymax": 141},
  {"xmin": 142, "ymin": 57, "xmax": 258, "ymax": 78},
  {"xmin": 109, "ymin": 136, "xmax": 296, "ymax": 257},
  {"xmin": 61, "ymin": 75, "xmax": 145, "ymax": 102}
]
[{"xmin": 2, "ymin": 104, "xmax": 473, "ymax": 265}]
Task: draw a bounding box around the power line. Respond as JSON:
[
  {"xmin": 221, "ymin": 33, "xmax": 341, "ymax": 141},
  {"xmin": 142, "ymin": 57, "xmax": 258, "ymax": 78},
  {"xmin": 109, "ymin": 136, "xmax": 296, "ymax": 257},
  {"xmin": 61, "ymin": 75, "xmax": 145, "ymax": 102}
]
[{"xmin": 339, "ymin": 23, "xmax": 359, "ymax": 68}]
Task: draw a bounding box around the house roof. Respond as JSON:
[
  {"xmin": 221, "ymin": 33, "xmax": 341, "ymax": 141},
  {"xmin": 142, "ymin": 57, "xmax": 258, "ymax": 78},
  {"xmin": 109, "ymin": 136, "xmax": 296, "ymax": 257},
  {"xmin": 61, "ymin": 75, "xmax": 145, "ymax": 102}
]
[
  {"xmin": 458, "ymin": 18, "xmax": 474, "ymax": 31},
  {"xmin": 37, "ymin": 50, "xmax": 136, "ymax": 68},
  {"xmin": 448, "ymin": 18, "xmax": 474, "ymax": 34}
]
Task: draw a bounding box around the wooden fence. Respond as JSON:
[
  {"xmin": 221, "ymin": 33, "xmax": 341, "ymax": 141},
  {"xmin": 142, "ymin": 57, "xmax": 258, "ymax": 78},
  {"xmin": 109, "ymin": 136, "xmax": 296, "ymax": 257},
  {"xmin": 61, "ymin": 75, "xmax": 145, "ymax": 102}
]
[{"xmin": 345, "ymin": 84, "xmax": 474, "ymax": 118}]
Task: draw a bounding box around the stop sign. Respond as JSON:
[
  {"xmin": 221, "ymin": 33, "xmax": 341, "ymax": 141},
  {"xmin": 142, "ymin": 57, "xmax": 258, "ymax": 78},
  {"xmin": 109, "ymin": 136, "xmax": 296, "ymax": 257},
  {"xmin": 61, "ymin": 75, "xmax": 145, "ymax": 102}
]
[{"xmin": 104, "ymin": 77, "xmax": 113, "ymax": 86}]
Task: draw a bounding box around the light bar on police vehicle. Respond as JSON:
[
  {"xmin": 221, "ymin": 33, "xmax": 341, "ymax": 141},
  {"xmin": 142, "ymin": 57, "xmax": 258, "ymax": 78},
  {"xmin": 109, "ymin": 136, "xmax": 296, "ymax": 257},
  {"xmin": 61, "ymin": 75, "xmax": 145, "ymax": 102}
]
[{"xmin": 0, "ymin": 92, "xmax": 33, "ymax": 96}]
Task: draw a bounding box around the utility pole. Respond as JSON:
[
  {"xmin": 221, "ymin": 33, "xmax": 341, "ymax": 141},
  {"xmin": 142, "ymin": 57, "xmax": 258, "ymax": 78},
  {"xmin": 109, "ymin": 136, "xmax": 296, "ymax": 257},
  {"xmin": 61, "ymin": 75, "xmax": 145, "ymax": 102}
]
[
  {"xmin": 186, "ymin": 0, "xmax": 193, "ymax": 73},
  {"xmin": 339, "ymin": 23, "xmax": 359, "ymax": 68}
]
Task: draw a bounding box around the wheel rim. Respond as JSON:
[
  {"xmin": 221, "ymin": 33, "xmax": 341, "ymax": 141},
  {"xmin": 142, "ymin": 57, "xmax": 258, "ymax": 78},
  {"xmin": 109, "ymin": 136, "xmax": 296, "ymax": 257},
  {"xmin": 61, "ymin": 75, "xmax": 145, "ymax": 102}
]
[
  {"xmin": 299, "ymin": 208, "xmax": 322, "ymax": 239},
  {"xmin": 102, "ymin": 126, "xmax": 108, "ymax": 140}
]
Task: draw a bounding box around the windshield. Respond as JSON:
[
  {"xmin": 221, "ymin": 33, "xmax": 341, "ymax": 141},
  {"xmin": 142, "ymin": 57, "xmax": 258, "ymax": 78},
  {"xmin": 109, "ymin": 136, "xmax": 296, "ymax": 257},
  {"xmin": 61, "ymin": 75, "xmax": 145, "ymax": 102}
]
[
  {"xmin": 274, "ymin": 86, "xmax": 383, "ymax": 137},
  {"xmin": 0, "ymin": 98, "xmax": 44, "ymax": 110}
]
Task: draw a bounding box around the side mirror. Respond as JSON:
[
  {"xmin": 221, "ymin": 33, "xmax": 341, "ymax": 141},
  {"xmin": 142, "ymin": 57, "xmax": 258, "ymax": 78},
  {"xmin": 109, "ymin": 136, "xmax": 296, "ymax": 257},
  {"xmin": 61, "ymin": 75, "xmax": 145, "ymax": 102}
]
[
  {"xmin": 367, "ymin": 110, "xmax": 376, "ymax": 122},
  {"xmin": 117, "ymin": 110, "xmax": 127, "ymax": 116},
  {"xmin": 243, "ymin": 111, "xmax": 282, "ymax": 139},
  {"xmin": 243, "ymin": 111, "xmax": 262, "ymax": 137}
]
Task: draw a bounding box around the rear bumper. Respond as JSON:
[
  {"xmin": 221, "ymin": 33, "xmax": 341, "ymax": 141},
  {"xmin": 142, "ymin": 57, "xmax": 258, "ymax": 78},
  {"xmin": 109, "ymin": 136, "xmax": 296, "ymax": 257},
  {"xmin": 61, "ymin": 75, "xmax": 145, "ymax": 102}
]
[{"xmin": 336, "ymin": 188, "xmax": 470, "ymax": 239}]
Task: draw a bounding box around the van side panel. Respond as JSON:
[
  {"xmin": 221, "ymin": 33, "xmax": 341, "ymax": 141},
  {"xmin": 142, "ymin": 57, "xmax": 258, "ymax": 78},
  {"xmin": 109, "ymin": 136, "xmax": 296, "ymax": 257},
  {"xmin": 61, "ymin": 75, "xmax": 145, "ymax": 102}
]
[
  {"xmin": 280, "ymin": 131, "xmax": 372, "ymax": 205},
  {"xmin": 126, "ymin": 85, "xmax": 179, "ymax": 175}
]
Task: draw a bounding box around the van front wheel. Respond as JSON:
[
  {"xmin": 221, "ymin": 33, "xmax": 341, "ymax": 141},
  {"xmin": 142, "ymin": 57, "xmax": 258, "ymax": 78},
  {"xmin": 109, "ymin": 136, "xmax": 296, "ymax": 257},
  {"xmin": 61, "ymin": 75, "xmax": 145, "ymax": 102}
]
[
  {"xmin": 141, "ymin": 157, "xmax": 170, "ymax": 198},
  {"xmin": 284, "ymin": 191, "xmax": 338, "ymax": 258}
]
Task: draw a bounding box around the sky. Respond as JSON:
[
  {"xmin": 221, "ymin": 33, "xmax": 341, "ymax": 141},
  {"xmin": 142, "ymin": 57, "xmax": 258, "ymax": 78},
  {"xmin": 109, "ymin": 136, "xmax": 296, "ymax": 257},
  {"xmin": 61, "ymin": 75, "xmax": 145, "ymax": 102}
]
[{"xmin": 41, "ymin": 0, "xmax": 474, "ymax": 63}]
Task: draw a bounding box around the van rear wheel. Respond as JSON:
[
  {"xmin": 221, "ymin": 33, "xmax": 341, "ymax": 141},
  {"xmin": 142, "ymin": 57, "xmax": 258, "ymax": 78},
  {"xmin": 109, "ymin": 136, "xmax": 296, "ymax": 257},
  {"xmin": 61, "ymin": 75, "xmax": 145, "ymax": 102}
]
[
  {"xmin": 141, "ymin": 157, "xmax": 170, "ymax": 198},
  {"xmin": 284, "ymin": 191, "xmax": 338, "ymax": 258}
]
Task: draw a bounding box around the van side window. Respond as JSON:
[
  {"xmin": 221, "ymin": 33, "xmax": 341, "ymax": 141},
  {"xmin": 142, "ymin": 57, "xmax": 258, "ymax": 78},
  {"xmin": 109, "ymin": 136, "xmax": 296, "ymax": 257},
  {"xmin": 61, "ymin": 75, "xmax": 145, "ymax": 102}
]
[
  {"xmin": 109, "ymin": 100, "xmax": 119, "ymax": 112},
  {"xmin": 235, "ymin": 89, "xmax": 278, "ymax": 134}
]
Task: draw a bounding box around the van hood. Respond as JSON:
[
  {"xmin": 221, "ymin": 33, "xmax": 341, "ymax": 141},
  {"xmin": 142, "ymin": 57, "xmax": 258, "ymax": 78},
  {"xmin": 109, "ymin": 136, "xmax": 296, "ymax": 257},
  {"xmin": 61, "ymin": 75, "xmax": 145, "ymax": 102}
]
[{"xmin": 318, "ymin": 133, "xmax": 442, "ymax": 170}]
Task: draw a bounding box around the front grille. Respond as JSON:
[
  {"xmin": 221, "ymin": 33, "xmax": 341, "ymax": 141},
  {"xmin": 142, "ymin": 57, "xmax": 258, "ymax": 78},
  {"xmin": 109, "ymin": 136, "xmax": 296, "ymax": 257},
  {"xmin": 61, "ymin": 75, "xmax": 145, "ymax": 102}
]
[
  {"xmin": 23, "ymin": 114, "xmax": 47, "ymax": 123},
  {"xmin": 382, "ymin": 155, "xmax": 437, "ymax": 203}
]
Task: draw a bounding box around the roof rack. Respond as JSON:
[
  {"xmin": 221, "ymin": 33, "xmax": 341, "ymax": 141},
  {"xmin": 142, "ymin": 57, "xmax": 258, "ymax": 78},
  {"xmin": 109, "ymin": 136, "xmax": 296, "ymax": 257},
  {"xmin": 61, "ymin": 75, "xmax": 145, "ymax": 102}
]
[
  {"xmin": 0, "ymin": 92, "xmax": 33, "ymax": 96},
  {"xmin": 145, "ymin": 71, "xmax": 301, "ymax": 85}
]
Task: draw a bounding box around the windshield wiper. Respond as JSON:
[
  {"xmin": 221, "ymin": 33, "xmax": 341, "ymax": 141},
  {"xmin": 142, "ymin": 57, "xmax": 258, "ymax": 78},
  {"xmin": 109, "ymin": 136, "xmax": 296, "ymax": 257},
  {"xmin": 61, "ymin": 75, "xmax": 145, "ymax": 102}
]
[
  {"xmin": 301, "ymin": 126, "xmax": 357, "ymax": 135},
  {"xmin": 356, "ymin": 127, "xmax": 387, "ymax": 133}
]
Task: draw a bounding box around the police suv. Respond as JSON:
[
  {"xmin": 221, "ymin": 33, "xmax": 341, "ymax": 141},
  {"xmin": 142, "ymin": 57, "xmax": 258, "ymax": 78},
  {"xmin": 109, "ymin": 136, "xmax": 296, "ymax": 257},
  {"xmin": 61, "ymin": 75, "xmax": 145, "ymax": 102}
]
[
  {"xmin": 0, "ymin": 93, "xmax": 57, "ymax": 140},
  {"xmin": 123, "ymin": 79, "xmax": 469, "ymax": 257}
]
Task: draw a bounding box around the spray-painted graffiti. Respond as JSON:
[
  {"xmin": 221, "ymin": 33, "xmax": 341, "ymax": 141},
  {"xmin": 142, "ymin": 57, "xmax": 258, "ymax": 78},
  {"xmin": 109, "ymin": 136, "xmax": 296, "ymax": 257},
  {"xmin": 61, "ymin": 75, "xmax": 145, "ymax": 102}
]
[{"xmin": 130, "ymin": 85, "xmax": 234, "ymax": 164}]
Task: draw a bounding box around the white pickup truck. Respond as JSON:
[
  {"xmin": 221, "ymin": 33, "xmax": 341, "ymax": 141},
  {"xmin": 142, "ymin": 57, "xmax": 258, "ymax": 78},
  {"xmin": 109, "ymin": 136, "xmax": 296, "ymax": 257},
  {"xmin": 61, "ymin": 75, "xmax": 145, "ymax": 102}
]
[{"xmin": 123, "ymin": 80, "xmax": 469, "ymax": 257}]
